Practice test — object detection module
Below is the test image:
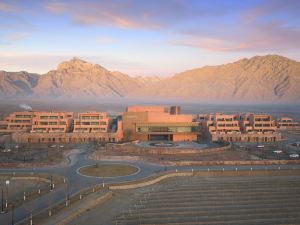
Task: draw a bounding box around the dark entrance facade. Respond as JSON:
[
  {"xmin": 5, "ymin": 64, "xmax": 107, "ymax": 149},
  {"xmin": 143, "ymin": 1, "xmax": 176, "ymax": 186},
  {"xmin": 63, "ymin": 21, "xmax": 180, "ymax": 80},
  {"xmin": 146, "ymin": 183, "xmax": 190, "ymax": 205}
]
[{"xmin": 149, "ymin": 134, "xmax": 173, "ymax": 141}]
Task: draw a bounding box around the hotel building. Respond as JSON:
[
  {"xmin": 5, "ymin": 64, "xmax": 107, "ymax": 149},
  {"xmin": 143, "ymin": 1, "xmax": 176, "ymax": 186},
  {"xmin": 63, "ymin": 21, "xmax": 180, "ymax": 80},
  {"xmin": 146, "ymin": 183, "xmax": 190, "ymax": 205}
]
[
  {"xmin": 122, "ymin": 106, "xmax": 199, "ymax": 141},
  {"xmin": 206, "ymin": 113, "xmax": 240, "ymax": 134},
  {"xmin": 239, "ymin": 113, "xmax": 276, "ymax": 133},
  {"xmin": 73, "ymin": 112, "xmax": 109, "ymax": 133},
  {"xmin": 3, "ymin": 111, "xmax": 34, "ymax": 132},
  {"xmin": 31, "ymin": 112, "xmax": 73, "ymax": 133},
  {"xmin": 276, "ymin": 117, "xmax": 300, "ymax": 130},
  {"xmin": 199, "ymin": 113, "xmax": 280, "ymax": 142}
]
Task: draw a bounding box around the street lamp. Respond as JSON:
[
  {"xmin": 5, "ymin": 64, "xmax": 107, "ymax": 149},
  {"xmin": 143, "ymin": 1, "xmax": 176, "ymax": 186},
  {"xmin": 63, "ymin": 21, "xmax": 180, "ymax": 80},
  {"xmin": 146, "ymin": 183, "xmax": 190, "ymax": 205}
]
[
  {"xmin": 5, "ymin": 180, "xmax": 10, "ymax": 208},
  {"xmin": 11, "ymin": 205, "xmax": 14, "ymax": 225},
  {"xmin": 1, "ymin": 188, "xmax": 4, "ymax": 213},
  {"xmin": 50, "ymin": 175, "xmax": 53, "ymax": 191}
]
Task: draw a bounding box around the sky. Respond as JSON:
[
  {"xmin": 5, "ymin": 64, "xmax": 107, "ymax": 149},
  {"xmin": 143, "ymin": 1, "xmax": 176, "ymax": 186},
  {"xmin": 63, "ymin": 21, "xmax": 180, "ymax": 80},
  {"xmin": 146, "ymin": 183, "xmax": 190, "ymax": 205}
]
[{"xmin": 0, "ymin": 0, "xmax": 300, "ymax": 76}]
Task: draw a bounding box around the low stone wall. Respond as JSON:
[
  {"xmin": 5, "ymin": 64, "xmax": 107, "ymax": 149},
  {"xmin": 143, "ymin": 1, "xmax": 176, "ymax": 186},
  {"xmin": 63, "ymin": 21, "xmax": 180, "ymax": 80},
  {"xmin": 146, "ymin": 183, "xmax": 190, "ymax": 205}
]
[
  {"xmin": 11, "ymin": 176, "xmax": 50, "ymax": 183},
  {"xmin": 107, "ymin": 142, "xmax": 231, "ymax": 155},
  {"xmin": 193, "ymin": 169, "xmax": 300, "ymax": 177},
  {"xmin": 109, "ymin": 172, "xmax": 193, "ymax": 190},
  {"xmin": 210, "ymin": 132, "xmax": 282, "ymax": 142},
  {"xmin": 11, "ymin": 132, "xmax": 122, "ymax": 143},
  {"xmin": 175, "ymin": 159, "xmax": 300, "ymax": 166},
  {"xmin": 109, "ymin": 167, "xmax": 300, "ymax": 191}
]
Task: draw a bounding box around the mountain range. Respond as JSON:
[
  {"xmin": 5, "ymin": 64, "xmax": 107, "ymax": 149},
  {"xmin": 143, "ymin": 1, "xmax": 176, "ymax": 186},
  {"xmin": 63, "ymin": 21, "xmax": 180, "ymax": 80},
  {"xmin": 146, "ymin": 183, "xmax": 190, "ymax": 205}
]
[{"xmin": 1, "ymin": 55, "xmax": 299, "ymax": 102}]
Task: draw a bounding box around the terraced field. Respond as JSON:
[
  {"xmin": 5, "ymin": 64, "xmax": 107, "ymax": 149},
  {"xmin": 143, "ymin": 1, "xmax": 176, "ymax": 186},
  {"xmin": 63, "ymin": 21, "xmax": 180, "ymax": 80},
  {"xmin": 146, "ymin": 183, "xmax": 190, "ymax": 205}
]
[{"xmin": 114, "ymin": 175, "xmax": 300, "ymax": 225}]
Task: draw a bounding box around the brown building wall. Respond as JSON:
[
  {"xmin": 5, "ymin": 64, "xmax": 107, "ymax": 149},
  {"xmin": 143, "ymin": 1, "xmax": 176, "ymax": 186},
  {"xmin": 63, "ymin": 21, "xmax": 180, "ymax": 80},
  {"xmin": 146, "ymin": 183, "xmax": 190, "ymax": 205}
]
[
  {"xmin": 73, "ymin": 112, "xmax": 109, "ymax": 133},
  {"xmin": 173, "ymin": 133, "xmax": 198, "ymax": 141},
  {"xmin": 122, "ymin": 106, "xmax": 199, "ymax": 142},
  {"xmin": 210, "ymin": 132, "xmax": 281, "ymax": 142},
  {"xmin": 5, "ymin": 111, "xmax": 34, "ymax": 131},
  {"xmin": 31, "ymin": 111, "xmax": 73, "ymax": 133},
  {"xmin": 11, "ymin": 131, "xmax": 123, "ymax": 144}
]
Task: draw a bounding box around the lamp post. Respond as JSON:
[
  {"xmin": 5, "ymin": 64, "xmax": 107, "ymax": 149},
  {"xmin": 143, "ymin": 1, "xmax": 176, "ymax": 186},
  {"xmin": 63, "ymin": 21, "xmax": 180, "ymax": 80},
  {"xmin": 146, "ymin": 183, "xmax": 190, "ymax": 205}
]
[
  {"xmin": 5, "ymin": 180, "xmax": 9, "ymax": 208},
  {"xmin": 1, "ymin": 188, "xmax": 4, "ymax": 213},
  {"xmin": 11, "ymin": 205, "xmax": 14, "ymax": 225},
  {"xmin": 50, "ymin": 175, "xmax": 53, "ymax": 191}
]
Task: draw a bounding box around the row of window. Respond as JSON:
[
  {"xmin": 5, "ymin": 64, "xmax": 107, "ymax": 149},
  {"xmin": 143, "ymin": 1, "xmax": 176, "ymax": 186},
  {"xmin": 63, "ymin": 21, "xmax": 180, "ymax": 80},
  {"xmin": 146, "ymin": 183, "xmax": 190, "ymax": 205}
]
[
  {"xmin": 75, "ymin": 122, "xmax": 107, "ymax": 125},
  {"xmin": 40, "ymin": 116, "xmax": 65, "ymax": 119},
  {"xmin": 216, "ymin": 124, "xmax": 239, "ymax": 127},
  {"xmin": 30, "ymin": 137, "xmax": 116, "ymax": 143},
  {"xmin": 73, "ymin": 127, "xmax": 106, "ymax": 131},
  {"xmin": 38, "ymin": 122, "xmax": 66, "ymax": 125},
  {"xmin": 216, "ymin": 118, "xmax": 237, "ymax": 121},
  {"xmin": 15, "ymin": 115, "xmax": 32, "ymax": 118},
  {"xmin": 80, "ymin": 116, "xmax": 104, "ymax": 120},
  {"xmin": 11, "ymin": 120, "xmax": 31, "ymax": 123},
  {"xmin": 254, "ymin": 124, "xmax": 273, "ymax": 127},
  {"xmin": 136, "ymin": 126, "xmax": 196, "ymax": 133}
]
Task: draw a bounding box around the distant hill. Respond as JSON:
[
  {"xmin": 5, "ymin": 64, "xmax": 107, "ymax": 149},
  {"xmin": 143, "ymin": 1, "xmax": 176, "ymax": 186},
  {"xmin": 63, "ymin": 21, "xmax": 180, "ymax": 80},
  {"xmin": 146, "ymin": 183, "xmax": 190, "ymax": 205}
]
[
  {"xmin": 148, "ymin": 55, "xmax": 300, "ymax": 102},
  {"xmin": 0, "ymin": 71, "xmax": 39, "ymax": 96},
  {"xmin": 0, "ymin": 55, "xmax": 299, "ymax": 102}
]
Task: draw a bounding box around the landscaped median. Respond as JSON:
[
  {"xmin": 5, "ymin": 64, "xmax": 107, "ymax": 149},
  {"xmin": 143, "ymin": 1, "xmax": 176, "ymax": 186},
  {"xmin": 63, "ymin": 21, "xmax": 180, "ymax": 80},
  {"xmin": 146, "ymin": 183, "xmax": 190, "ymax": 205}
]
[{"xmin": 78, "ymin": 163, "xmax": 139, "ymax": 178}]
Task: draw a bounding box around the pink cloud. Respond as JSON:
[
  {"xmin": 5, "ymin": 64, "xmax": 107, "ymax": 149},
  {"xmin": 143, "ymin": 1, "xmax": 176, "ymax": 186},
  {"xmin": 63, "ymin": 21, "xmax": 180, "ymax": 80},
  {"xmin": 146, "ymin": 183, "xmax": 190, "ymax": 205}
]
[
  {"xmin": 44, "ymin": 2, "xmax": 68, "ymax": 13},
  {"xmin": 44, "ymin": 1, "xmax": 162, "ymax": 29},
  {"xmin": 0, "ymin": 2, "xmax": 20, "ymax": 13}
]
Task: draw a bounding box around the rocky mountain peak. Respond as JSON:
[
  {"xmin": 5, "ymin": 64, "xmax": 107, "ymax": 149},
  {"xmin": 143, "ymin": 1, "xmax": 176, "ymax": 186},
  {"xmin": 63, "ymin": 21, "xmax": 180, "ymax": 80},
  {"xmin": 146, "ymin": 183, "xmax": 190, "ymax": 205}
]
[
  {"xmin": 0, "ymin": 55, "xmax": 299, "ymax": 102},
  {"xmin": 57, "ymin": 57, "xmax": 106, "ymax": 73}
]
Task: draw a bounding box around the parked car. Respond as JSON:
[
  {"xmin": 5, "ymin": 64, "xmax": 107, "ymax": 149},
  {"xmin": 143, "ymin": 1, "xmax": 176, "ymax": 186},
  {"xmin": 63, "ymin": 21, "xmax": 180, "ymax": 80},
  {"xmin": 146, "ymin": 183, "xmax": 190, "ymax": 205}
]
[{"xmin": 289, "ymin": 153, "xmax": 299, "ymax": 158}]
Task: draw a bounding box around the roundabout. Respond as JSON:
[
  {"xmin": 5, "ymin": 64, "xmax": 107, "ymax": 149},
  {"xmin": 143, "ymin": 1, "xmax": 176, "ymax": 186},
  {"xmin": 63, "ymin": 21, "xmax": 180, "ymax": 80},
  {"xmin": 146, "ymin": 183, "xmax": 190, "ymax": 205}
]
[{"xmin": 78, "ymin": 163, "xmax": 140, "ymax": 178}]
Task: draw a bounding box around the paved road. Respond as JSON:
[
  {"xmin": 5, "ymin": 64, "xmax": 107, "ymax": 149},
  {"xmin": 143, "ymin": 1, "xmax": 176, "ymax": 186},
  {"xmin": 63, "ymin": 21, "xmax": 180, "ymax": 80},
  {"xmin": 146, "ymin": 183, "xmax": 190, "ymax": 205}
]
[
  {"xmin": 0, "ymin": 142, "xmax": 299, "ymax": 225},
  {"xmin": 0, "ymin": 144, "xmax": 164, "ymax": 225}
]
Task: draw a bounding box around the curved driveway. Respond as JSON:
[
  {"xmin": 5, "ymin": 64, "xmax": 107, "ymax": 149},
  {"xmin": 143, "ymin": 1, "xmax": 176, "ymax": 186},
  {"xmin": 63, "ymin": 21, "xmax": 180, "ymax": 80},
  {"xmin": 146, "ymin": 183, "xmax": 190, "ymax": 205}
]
[{"xmin": 0, "ymin": 142, "xmax": 299, "ymax": 225}]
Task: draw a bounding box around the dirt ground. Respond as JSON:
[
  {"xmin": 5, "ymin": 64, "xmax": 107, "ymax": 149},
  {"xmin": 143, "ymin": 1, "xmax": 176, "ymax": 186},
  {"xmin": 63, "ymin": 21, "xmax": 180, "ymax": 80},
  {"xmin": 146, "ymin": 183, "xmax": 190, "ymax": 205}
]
[
  {"xmin": 0, "ymin": 142, "xmax": 81, "ymax": 168},
  {"xmin": 65, "ymin": 173, "xmax": 300, "ymax": 225}
]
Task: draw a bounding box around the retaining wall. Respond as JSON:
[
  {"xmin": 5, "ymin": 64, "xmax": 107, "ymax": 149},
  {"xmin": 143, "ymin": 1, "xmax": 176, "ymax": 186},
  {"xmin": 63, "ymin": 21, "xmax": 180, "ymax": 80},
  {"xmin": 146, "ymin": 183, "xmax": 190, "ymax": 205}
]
[
  {"xmin": 175, "ymin": 159, "xmax": 300, "ymax": 166},
  {"xmin": 109, "ymin": 172, "xmax": 193, "ymax": 190},
  {"xmin": 107, "ymin": 142, "xmax": 231, "ymax": 155}
]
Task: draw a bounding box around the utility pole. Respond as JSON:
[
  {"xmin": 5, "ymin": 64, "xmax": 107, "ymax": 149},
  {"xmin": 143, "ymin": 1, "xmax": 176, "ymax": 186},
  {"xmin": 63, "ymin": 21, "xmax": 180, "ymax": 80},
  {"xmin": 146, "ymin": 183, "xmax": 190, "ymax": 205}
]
[
  {"xmin": 1, "ymin": 189, "xmax": 4, "ymax": 213},
  {"xmin": 50, "ymin": 175, "xmax": 53, "ymax": 191},
  {"xmin": 11, "ymin": 205, "xmax": 14, "ymax": 225}
]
